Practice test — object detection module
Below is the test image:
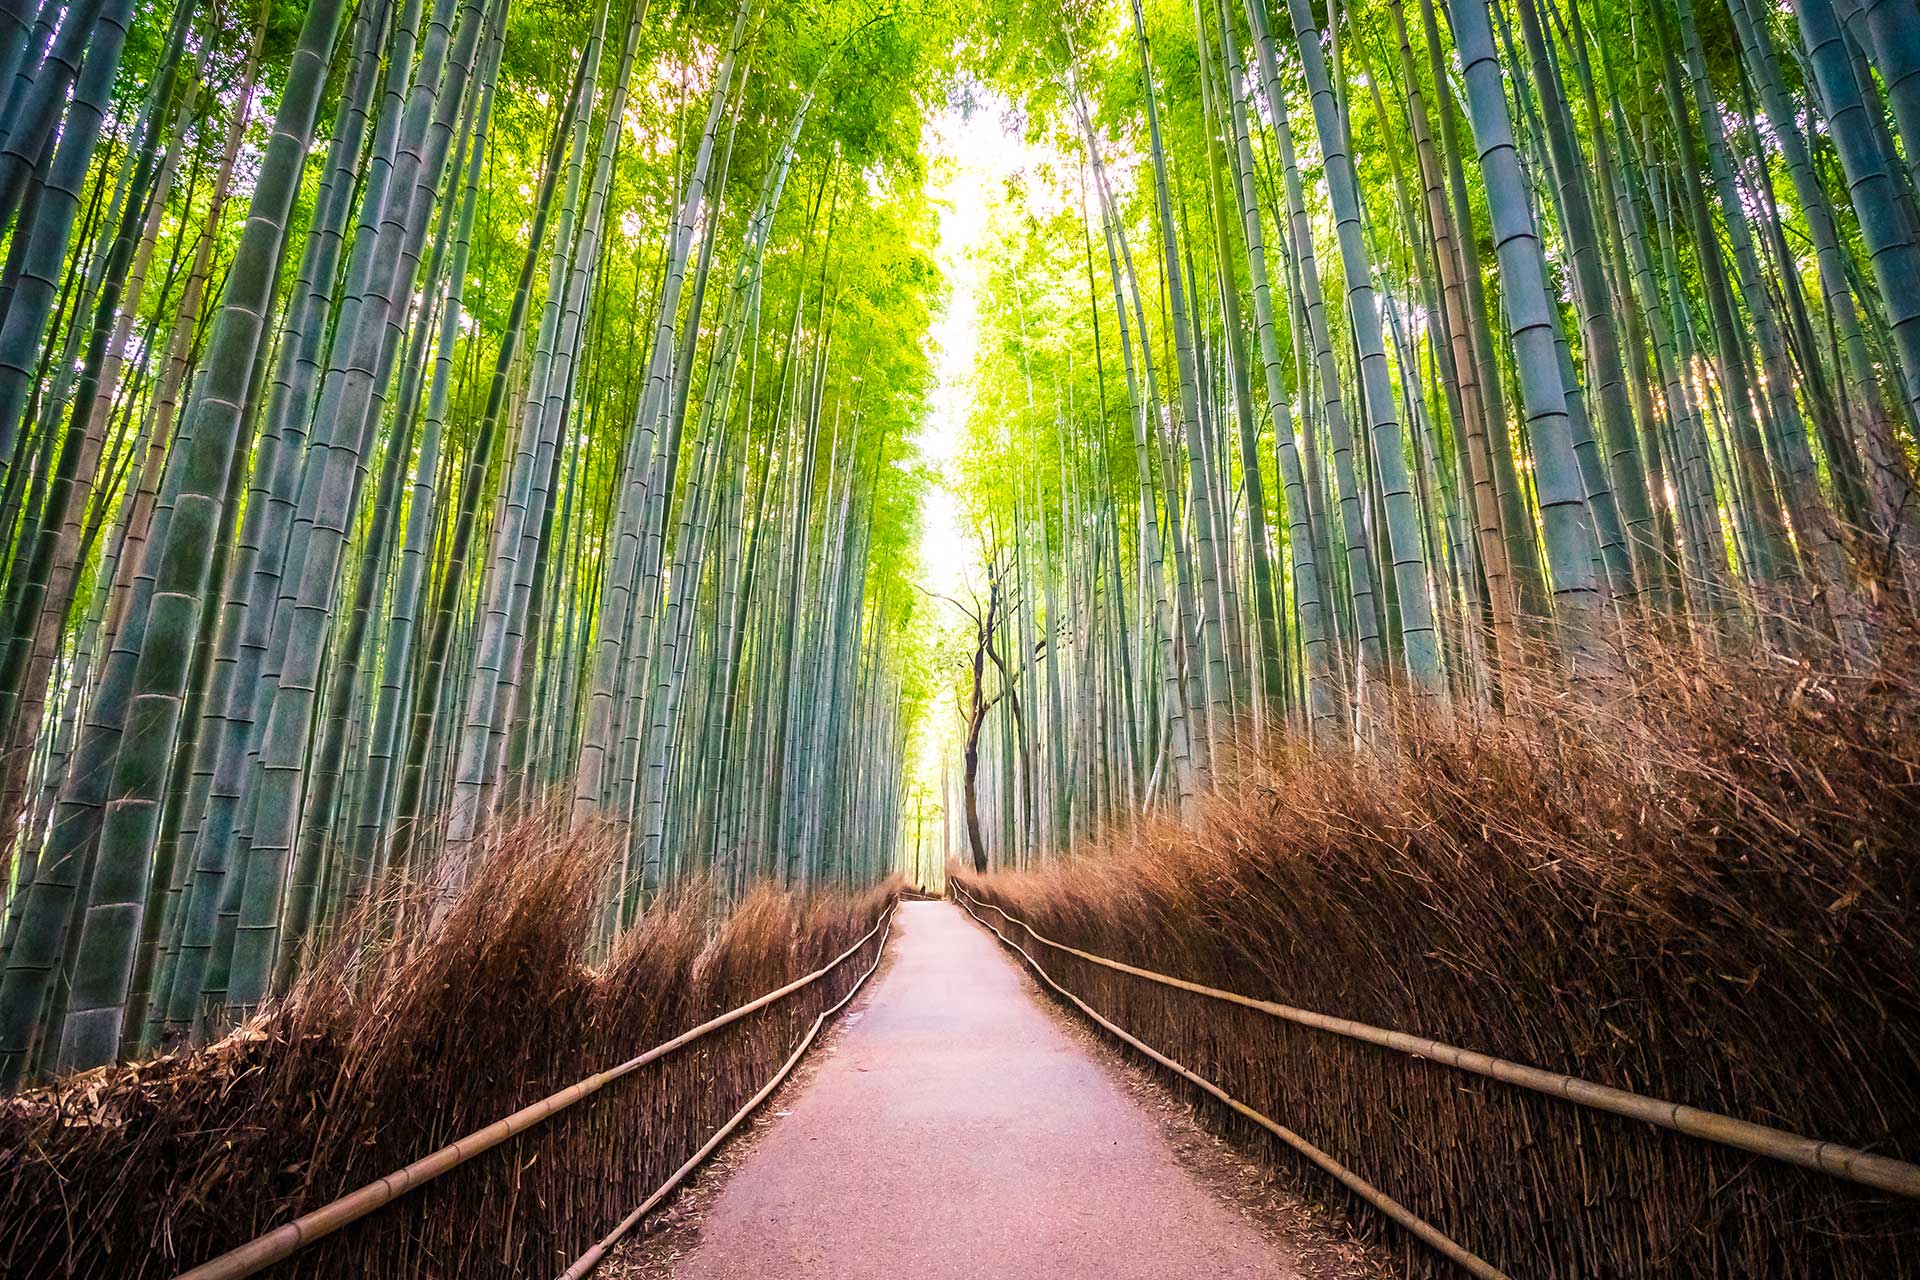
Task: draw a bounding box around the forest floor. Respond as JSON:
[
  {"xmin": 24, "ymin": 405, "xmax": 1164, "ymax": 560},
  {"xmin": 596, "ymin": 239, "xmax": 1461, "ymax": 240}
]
[{"xmin": 603, "ymin": 899, "xmax": 1384, "ymax": 1279}]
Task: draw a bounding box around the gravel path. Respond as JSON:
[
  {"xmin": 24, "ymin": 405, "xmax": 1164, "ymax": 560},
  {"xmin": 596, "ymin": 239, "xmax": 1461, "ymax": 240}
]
[{"xmin": 642, "ymin": 899, "xmax": 1370, "ymax": 1279}]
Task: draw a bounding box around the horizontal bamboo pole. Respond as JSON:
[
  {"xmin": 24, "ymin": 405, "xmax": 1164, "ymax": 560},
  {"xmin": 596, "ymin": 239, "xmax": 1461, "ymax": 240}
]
[
  {"xmin": 953, "ymin": 892, "xmax": 1509, "ymax": 1280},
  {"xmin": 557, "ymin": 907, "xmax": 895, "ymax": 1278},
  {"xmin": 171, "ymin": 902, "xmax": 897, "ymax": 1280},
  {"xmin": 953, "ymin": 887, "xmax": 1920, "ymax": 1201}
]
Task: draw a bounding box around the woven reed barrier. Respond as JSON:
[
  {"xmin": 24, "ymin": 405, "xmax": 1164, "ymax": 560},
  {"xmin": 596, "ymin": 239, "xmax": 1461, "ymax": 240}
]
[
  {"xmin": 953, "ymin": 889, "xmax": 1509, "ymax": 1279},
  {"xmin": 954, "ymin": 887, "xmax": 1920, "ymax": 1199},
  {"xmin": 556, "ymin": 908, "xmax": 892, "ymax": 1279},
  {"xmin": 0, "ymin": 838, "xmax": 898, "ymax": 1280},
  {"xmin": 178, "ymin": 903, "xmax": 895, "ymax": 1280},
  {"xmin": 953, "ymin": 880, "xmax": 1919, "ymax": 1277}
]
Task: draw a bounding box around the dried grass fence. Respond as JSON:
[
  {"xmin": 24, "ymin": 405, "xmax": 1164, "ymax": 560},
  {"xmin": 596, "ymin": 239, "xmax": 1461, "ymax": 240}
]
[
  {"xmin": 0, "ymin": 822, "xmax": 897, "ymax": 1279},
  {"xmin": 955, "ymin": 632, "xmax": 1920, "ymax": 1278}
]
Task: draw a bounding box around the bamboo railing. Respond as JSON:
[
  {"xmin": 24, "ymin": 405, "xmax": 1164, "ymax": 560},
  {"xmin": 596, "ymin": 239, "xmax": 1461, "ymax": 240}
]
[
  {"xmin": 171, "ymin": 901, "xmax": 896, "ymax": 1280},
  {"xmin": 949, "ymin": 887, "xmax": 1920, "ymax": 1199},
  {"xmin": 952, "ymin": 884, "xmax": 1920, "ymax": 1273},
  {"xmin": 556, "ymin": 908, "xmax": 892, "ymax": 1278},
  {"xmin": 952, "ymin": 887, "xmax": 1508, "ymax": 1278}
]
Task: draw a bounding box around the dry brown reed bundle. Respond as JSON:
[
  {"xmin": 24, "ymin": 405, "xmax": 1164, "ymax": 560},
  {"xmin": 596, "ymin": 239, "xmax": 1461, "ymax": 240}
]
[
  {"xmin": 959, "ymin": 621, "xmax": 1920, "ymax": 1278},
  {"xmin": 0, "ymin": 815, "xmax": 896, "ymax": 1279}
]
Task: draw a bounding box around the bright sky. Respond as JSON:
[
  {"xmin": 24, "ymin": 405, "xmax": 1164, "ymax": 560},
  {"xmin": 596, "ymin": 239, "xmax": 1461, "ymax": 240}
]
[
  {"xmin": 915, "ymin": 82, "xmax": 1080, "ymax": 599},
  {"xmin": 901, "ymin": 84, "xmax": 1036, "ymax": 859},
  {"xmin": 916, "ymin": 92, "xmax": 1006, "ymax": 606}
]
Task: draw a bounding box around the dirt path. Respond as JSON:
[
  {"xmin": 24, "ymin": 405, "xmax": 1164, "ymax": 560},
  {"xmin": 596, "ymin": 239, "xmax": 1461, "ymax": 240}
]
[{"xmin": 621, "ymin": 899, "xmax": 1377, "ymax": 1279}]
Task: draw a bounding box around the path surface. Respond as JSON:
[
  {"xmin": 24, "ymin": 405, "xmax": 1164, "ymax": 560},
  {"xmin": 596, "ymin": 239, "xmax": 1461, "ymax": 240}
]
[{"xmin": 654, "ymin": 900, "xmax": 1322, "ymax": 1278}]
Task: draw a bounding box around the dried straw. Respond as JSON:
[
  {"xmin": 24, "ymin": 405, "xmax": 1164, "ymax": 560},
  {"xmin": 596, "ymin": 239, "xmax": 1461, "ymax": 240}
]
[
  {"xmin": 0, "ymin": 817, "xmax": 897, "ymax": 1279},
  {"xmin": 958, "ymin": 624, "xmax": 1920, "ymax": 1277}
]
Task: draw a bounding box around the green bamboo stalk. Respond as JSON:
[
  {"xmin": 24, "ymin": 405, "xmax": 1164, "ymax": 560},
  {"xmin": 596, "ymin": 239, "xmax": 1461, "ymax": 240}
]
[
  {"xmin": 1445, "ymin": 0, "xmax": 1611, "ymax": 668},
  {"xmin": 1795, "ymin": 0, "xmax": 1920, "ymax": 466},
  {"xmin": 1216, "ymin": 9, "xmax": 1336, "ymax": 726},
  {"xmin": 1273, "ymin": 0, "xmax": 1443, "ymax": 693},
  {"xmin": 0, "ymin": 0, "xmax": 350, "ymax": 1085}
]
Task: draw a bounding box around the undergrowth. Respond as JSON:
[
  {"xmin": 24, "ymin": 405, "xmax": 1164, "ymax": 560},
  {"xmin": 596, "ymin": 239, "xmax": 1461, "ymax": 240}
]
[
  {"xmin": 0, "ymin": 818, "xmax": 896, "ymax": 1278},
  {"xmin": 959, "ymin": 622, "xmax": 1920, "ymax": 1277}
]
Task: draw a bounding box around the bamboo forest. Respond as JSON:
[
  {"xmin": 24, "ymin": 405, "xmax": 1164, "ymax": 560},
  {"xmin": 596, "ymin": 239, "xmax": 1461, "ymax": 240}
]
[{"xmin": 0, "ymin": 0, "xmax": 1916, "ymax": 1275}]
